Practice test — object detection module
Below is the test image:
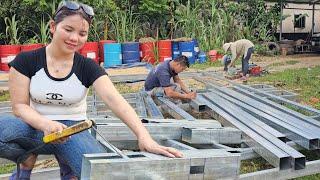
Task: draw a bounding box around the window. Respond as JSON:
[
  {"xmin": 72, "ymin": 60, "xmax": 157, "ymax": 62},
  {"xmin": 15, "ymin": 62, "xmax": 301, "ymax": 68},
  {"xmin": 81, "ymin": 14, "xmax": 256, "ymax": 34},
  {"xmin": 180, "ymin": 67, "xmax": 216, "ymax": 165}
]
[{"xmin": 294, "ymin": 14, "xmax": 306, "ymax": 28}]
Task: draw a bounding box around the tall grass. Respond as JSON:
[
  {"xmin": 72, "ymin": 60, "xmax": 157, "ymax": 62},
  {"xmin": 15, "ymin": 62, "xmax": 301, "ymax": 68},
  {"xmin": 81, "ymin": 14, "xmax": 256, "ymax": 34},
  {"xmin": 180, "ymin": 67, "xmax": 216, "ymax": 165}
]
[
  {"xmin": 37, "ymin": 15, "xmax": 50, "ymax": 44},
  {"xmin": 4, "ymin": 14, "xmax": 20, "ymax": 45},
  {"xmin": 174, "ymin": 0, "xmax": 244, "ymax": 51},
  {"xmin": 107, "ymin": 5, "xmax": 142, "ymax": 42}
]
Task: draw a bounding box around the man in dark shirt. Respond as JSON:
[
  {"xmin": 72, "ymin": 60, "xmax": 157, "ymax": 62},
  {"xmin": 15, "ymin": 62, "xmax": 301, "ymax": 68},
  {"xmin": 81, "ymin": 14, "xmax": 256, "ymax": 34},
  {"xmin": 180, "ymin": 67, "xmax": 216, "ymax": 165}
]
[{"xmin": 144, "ymin": 55, "xmax": 196, "ymax": 101}]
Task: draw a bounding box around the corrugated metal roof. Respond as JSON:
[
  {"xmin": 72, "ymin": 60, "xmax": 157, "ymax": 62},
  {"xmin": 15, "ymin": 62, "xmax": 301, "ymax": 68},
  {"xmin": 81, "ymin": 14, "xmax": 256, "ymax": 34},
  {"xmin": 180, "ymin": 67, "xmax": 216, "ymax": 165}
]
[
  {"xmin": 282, "ymin": 0, "xmax": 320, "ymax": 3},
  {"xmin": 267, "ymin": 0, "xmax": 320, "ymax": 4}
]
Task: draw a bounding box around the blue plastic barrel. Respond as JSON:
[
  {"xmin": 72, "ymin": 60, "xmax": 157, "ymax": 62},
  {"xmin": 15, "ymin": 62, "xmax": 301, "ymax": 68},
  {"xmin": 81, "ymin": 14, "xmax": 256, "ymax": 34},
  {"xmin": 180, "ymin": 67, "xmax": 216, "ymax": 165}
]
[
  {"xmin": 179, "ymin": 41, "xmax": 195, "ymax": 64},
  {"xmin": 172, "ymin": 41, "xmax": 180, "ymax": 60},
  {"xmin": 198, "ymin": 51, "xmax": 207, "ymax": 64},
  {"xmin": 104, "ymin": 43, "xmax": 122, "ymax": 68},
  {"xmin": 192, "ymin": 39, "xmax": 199, "ymax": 59},
  {"xmin": 122, "ymin": 42, "xmax": 140, "ymax": 64}
]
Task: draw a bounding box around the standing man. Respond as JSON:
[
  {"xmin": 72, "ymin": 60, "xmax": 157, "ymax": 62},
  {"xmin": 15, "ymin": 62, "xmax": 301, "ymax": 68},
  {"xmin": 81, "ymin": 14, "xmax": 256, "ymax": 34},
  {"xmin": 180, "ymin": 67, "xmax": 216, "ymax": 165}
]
[
  {"xmin": 144, "ymin": 55, "xmax": 196, "ymax": 101},
  {"xmin": 222, "ymin": 39, "xmax": 254, "ymax": 79}
]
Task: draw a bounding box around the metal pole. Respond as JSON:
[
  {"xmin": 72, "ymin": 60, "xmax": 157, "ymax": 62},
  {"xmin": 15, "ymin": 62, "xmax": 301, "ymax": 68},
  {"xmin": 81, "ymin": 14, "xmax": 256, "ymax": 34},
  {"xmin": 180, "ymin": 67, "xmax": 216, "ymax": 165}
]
[
  {"xmin": 280, "ymin": 0, "xmax": 283, "ymax": 41},
  {"xmin": 312, "ymin": 3, "xmax": 315, "ymax": 36}
]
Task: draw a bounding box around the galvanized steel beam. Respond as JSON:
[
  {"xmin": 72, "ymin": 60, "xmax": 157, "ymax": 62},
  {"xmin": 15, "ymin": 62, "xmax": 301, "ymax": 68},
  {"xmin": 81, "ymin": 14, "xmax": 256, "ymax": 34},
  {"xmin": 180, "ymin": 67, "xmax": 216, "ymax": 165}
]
[
  {"xmin": 234, "ymin": 82, "xmax": 320, "ymax": 117},
  {"xmin": 81, "ymin": 149, "xmax": 240, "ymax": 180},
  {"xmin": 204, "ymin": 93, "xmax": 305, "ymax": 170},
  {"xmin": 189, "ymin": 96, "xmax": 207, "ymax": 112},
  {"xmin": 198, "ymin": 94, "xmax": 292, "ymax": 170},
  {"xmin": 157, "ymin": 97, "xmax": 196, "ymax": 120},
  {"xmin": 232, "ymin": 86, "xmax": 320, "ymax": 136},
  {"xmin": 209, "ymin": 87, "xmax": 319, "ymax": 150},
  {"xmin": 95, "ymin": 121, "xmax": 227, "ymax": 142},
  {"xmin": 141, "ymin": 92, "xmax": 164, "ymax": 118},
  {"xmin": 135, "ymin": 92, "xmax": 147, "ymax": 117},
  {"xmin": 203, "ymin": 72, "xmax": 320, "ymax": 117},
  {"xmin": 182, "ymin": 127, "xmax": 242, "ymax": 144}
]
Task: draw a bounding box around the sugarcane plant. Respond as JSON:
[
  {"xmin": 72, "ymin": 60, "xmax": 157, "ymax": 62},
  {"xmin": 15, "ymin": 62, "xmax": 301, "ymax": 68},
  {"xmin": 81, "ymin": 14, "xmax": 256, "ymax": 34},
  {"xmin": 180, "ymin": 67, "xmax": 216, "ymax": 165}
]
[
  {"xmin": 38, "ymin": 15, "xmax": 50, "ymax": 44},
  {"xmin": 107, "ymin": 4, "xmax": 142, "ymax": 42},
  {"xmin": 4, "ymin": 14, "xmax": 20, "ymax": 45}
]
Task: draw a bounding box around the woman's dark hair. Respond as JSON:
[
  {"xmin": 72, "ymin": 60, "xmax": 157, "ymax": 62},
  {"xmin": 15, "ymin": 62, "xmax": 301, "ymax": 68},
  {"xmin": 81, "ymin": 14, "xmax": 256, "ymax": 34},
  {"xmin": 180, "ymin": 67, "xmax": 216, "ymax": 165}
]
[{"xmin": 54, "ymin": 7, "xmax": 92, "ymax": 25}]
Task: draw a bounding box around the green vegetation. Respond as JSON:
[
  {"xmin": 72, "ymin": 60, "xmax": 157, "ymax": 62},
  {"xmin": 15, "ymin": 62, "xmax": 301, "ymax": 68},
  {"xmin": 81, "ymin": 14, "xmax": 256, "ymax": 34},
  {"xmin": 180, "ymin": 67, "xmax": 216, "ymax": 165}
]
[
  {"xmin": 268, "ymin": 60, "xmax": 300, "ymax": 67},
  {"xmin": 0, "ymin": 91, "xmax": 10, "ymax": 102},
  {"xmin": 190, "ymin": 60, "xmax": 221, "ymax": 70},
  {"xmin": 0, "ymin": 164, "xmax": 15, "ymax": 174},
  {"xmin": 294, "ymin": 174, "xmax": 320, "ymax": 180},
  {"xmin": 286, "ymin": 60, "xmax": 299, "ymax": 65},
  {"xmin": 0, "ymin": 0, "xmax": 281, "ymax": 55},
  {"xmin": 249, "ymin": 66, "xmax": 320, "ymax": 109},
  {"xmin": 240, "ymin": 157, "xmax": 273, "ymax": 174},
  {"xmin": 190, "ymin": 58, "xmax": 242, "ymax": 70}
]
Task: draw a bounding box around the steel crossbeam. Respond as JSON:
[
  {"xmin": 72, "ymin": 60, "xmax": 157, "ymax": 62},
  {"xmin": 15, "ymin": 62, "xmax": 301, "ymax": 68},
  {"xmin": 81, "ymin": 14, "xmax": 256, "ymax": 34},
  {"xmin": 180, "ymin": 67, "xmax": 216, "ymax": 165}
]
[
  {"xmin": 81, "ymin": 149, "xmax": 240, "ymax": 180},
  {"xmin": 0, "ymin": 107, "xmax": 11, "ymax": 114},
  {"xmin": 182, "ymin": 127, "xmax": 242, "ymax": 144},
  {"xmin": 157, "ymin": 97, "xmax": 196, "ymax": 120},
  {"xmin": 0, "ymin": 101, "xmax": 10, "ymax": 108},
  {"xmin": 141, "ymin": 92, "xmax": 164, "ymax": 118},
  {"xmin": 204, "ymin": 93, "xmax": 305, "ymax": 170},
  {"xmin": 94, "ymin": 122, "xmax": 232, "ymax": 142},
  {"xmin": 135, "ymin": 92, "xmax": 147, "ymax": 117},
  {"xmin": 208, "ymin": 86, "xmax": 319, "ymax": 150}
]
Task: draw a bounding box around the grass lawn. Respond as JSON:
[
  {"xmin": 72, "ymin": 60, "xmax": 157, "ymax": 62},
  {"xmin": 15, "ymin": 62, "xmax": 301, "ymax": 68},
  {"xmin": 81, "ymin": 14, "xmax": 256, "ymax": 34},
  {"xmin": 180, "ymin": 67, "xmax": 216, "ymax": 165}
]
[{"xmin": 249, "ymin": 66, "xmax": 320, "ymax": 110}]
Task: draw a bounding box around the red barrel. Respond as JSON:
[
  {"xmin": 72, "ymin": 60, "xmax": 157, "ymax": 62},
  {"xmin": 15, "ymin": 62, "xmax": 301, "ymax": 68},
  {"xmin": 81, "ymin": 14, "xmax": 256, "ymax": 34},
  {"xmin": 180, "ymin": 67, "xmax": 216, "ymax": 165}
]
[
  {"xmin": 99, "ymin": 40, "xmax": 116, "ymax": 64},
  {"xmin": 140, "ymin": 42, "xmax": 156, "ymax": 64},
  {"xmin": 21, "ymin": 43, "xmax": 44, "ymax": 52},
  {"xmin": 79, "ymin": 42, "xmax": 99, "ymax": 63},
  {"xmin": 208, "ymin": 50, "xmax": 218, "ymax": 62},
  {"xmin": 0, "ymin": 45, "xmax": 21, "ymax": 71},
  {"xmin": 158, "ymin": 40, "xmax": 172, "ymax": 62}
]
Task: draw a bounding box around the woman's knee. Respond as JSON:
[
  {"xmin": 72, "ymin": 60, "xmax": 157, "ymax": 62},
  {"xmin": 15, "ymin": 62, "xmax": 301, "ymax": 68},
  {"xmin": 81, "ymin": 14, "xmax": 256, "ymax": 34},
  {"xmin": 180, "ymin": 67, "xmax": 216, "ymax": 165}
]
[
  {"xmin": 0, "ymin": 115, "xmax": 35, "ymax": 142},
  {"xmin": 0, "ymin": 141, "xmax": 26, "ymax": 162}
]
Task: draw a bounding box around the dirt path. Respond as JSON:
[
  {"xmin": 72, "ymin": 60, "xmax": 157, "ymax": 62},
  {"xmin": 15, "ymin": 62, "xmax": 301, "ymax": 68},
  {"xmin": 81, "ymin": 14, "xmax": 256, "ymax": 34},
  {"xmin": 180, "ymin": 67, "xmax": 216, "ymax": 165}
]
[
  {"xmin": 203, "ymin": 54, "xmax": 320, "ymax": 72},
  {"xmin": 253, "ymin": 54, "xmax": 320, "ymax": 72}
]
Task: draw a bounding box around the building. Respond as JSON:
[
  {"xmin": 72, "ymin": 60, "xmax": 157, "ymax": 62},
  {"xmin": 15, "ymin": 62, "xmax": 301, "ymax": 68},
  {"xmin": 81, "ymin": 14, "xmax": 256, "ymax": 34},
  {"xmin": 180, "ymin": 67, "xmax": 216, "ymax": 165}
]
[{"xmin": 267, "ymin": 1, "xmax": 320, "ymax": 41}]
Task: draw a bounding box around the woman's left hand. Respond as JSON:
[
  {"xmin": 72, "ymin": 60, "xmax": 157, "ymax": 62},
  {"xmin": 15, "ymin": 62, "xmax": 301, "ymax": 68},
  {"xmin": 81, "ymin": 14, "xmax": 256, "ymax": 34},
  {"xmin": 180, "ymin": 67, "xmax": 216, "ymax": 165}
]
[{"xmin": 138, "ymin": 136, "xmax": 184, "ymax": 158}]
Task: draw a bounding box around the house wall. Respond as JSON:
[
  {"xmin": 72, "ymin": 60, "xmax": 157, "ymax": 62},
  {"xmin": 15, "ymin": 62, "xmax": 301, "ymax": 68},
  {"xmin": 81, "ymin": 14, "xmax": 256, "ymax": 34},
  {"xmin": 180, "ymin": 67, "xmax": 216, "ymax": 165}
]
[{"xmin": 267, "ymin": 2, "xmax": 320, "ymax": 33}]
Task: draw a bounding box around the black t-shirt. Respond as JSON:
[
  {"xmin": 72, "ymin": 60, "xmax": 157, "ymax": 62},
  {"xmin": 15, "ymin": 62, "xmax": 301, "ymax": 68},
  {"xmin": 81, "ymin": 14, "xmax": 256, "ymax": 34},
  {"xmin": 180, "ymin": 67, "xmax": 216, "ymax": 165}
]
[{"xmin": 9, "ymin": 47, "xmax": 107, "ymax": 120}]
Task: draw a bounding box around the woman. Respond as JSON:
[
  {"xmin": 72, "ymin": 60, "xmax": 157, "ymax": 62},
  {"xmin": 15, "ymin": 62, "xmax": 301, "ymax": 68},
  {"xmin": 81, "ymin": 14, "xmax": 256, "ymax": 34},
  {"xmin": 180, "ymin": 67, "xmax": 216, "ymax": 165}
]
[{"xmin": 0, "ymin": 1, "xmax": 182, "ymax": 179}]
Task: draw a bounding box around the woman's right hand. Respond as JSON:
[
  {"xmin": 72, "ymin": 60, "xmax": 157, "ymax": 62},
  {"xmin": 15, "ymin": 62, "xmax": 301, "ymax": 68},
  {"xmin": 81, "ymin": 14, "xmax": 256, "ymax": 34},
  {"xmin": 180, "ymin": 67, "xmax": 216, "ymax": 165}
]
[{"xmin": 41, "ymin": 120, "xmax": 69, "ymax": 144}]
